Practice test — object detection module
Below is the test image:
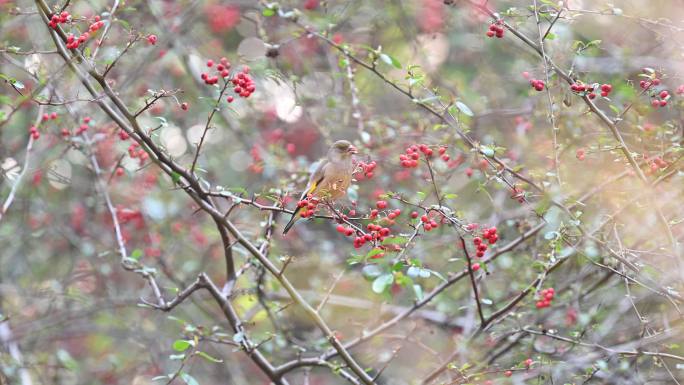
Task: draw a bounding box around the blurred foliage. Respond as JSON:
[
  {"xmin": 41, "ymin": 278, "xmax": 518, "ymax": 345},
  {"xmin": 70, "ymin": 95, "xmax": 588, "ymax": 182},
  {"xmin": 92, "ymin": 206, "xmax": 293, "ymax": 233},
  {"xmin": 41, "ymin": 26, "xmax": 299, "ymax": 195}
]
[{"xmin": 1, "ymin": 0, "xmax": 684, "ymax": 384}]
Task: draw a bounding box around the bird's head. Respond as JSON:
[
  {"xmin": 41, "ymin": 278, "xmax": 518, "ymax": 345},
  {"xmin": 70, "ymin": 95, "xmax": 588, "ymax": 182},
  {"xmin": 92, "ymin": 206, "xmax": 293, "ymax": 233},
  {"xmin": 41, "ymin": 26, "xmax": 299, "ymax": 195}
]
[{"xmin": 328, "ymin": 140, "xmax": 357, "ymax": 161}]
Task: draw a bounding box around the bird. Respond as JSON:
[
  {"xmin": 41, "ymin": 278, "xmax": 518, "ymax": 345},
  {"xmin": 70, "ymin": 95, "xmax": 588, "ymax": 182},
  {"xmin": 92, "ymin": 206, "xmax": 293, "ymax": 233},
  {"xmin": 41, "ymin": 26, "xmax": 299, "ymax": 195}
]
[{"xmin": 282, "ymin": 140, "xmax": 357, "ymax": 234}]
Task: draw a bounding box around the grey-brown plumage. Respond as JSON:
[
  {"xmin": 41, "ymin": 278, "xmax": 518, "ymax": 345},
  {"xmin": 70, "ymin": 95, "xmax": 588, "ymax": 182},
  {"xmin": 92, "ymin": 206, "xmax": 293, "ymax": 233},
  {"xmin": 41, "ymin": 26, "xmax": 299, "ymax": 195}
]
[{"xmin": 283, "ymin": 140, "xmax": 357, "ymax": 234}]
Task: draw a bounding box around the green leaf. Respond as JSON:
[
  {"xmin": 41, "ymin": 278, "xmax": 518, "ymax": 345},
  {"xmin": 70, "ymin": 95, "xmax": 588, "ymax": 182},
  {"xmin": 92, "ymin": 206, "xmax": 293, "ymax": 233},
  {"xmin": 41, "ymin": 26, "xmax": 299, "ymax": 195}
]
[
  {"xmin": 180, "ymin": 372, "xmax": 199, "ymax": 385},
  {"xmin": 427, "ymin": 269, "xmax": 447, "ymax": 283},
  {"xmin": 406, "ymin": 266, "xmax": 420, "ymax": 277},
  {"xmin": 57, "ymin": 349, "xmax": 79, "ymax": 371},
  {"xmin": 481, "ymin": 146, "xmax": 495, "ymax": 158},
  {"xmin": 372, "ymin": 273, "xmax": 394, "ymax": 293},
  {"xmin": 379, "ymin": 53, "xmax": 402, "ymax": 69},
  {"xmin": 172, "ymin": 339, "xmax": 193, "ymax": 352},
  {"xmin": 130, "ymin": 249, "xmax": 143, "ymax": 260},
  {"xmin": 197, "ymin": 351, "xmax": 223, "ymax": 363},
  {"xmin": 366, "ymin": 248, "xmax": 385, "ymax": 259},
  {"xmin": 413, "ymin": 284, "xmax": 424, "ymax": 301},
  {"xmin": 545, "ymin": 32, "xmax": 556, "ymax": 40},
  {"xmin": 381, "ymin": 236, "xmax": 408, "ymax": 245},
  {"xmin": 262, "ymin": 8, "xmax": 275, "ymax": 16},
  {"xmin": 362, "ymin": 264, "xmax": 383, "ymax": 278},
  {"xmin": 171, "ymin": 171, "xmax": 182, "ymax": 184},
  {"xmin": 454, "ymin": 101, "xmax": 474, "ymax": 117},
  {"xmin": 117, "ymin": 19, "xmax": 130, "ymax": 31}
]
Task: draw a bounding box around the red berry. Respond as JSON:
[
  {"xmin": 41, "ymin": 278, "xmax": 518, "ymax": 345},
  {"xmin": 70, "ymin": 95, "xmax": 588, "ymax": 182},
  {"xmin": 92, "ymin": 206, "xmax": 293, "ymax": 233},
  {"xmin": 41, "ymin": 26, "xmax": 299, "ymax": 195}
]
[
  {"xmin": 410, "ymin": 211, "xmax": 419, "ymax": 219},
  {"xmin": 180, "ymin": 102, "xmax": 188, "ymax": 111},
  {"xmin": 504, "ymin": 370, "xmax": 512, "ymax": 377},
  {"xmin": 376, "ymin": 200, "xmax": 388, "ymax": 209},
  {"xmin": 659, "ymin": 90, "xmax": 669, "ymax": 99},
  {"xmin": 472, "ymin": 263, "xmax": 480, "ymax": 271},
  {"xmin": 206, "ymin": 59, "xmax": 214, "ymax": 67},
  {"xmin": 147, "ymin": 34, "xmax": 157, "ymax": 45}
]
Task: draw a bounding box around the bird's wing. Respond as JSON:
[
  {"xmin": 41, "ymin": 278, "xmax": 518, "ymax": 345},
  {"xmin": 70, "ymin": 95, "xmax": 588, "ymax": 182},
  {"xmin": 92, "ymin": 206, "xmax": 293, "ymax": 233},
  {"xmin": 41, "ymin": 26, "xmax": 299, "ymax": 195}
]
[{"xmin": 298, "ymin": 159, "xmax": 329, "ymax": 201}]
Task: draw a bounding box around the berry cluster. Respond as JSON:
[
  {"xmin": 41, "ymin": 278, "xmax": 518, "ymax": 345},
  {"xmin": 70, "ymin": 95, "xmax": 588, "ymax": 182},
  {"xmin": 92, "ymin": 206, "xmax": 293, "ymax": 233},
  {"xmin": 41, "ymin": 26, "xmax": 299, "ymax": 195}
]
[
  {"xmin": 66, "ymin": 116, "xmax": 92, "ymax": 136},
  {"xmin": 651, "ymin": 90, "xmax": 670, "ymax": 108},
  {"xmin": 200, "ymin": 58, "xmax": 255, "ymax": 101},
  {"xmin": 472, "ymin": 226, "xmax": 498, "ymax": 257},
  {"xmin": 344, "ymin": 218, "xmax": 395, "ymax": 249},
  {"xmin": 118, "ymin": 129, "xmax": 130, "ymax": 141},
  {"xmin": 399, "ymin": 144, "xmax": 434, "ymax": 168},
  {"xmin": 127, "ymin": 142, "xmax": 149, "ymax": 164},
  {"xmin": 576, "ymin": 148, "xmax": 585, "ymax": 161},
  {"xmin": 535, "ymin": 287, "xmax": 555, "ymax": 309},
  {"xmin": 510, "ymin": 185, "xmax": 525, "ymax": 203},
  {"xmin": 648, "ymin": 156, "xmax": 668, "ymax": 173},
  {"xmin": 41, "ymin": 112, "xmax": 58, "ymax": 121},
  {"xmin": 437, "ymin": 146, "xmax": 450, "ymax": 162},
  {"xmin": 230, "ymin": 66, "xmax": 255, "ymax": 99},
  {"xmin": 598, "ymin": 83, "xmax": 613, "ymax": 97},
  {"xmin": 639, "ymin": 76, "xmax": 660, "ymax": 90},
  {"xmin": 249, "ymin": 145, "xmax": 263, "ymax": 174},
  {"xmin": 485, "ymin": 20, "xmax": 505, "ymax": 38},
  {"xmin": 200, "ymin": 58, "xmax": 230, "ymax": 85},
  {"xmin": 529, "ymin": 78, "xmax": 545, "ymax": 92},
  {"xmin": 28, "ymin": 125, "xmax": 40, "ymax": 140},
  {"xmin": 296, "ymin": 196, "xmax": 319, "ymax": 218},
  {"xmin": 420, "ymin": 212, "xmax": 441, "ymax": 232},
  {"xmin": 48, "ymin": 11, "xmax": 70, "ymax": 29},
  {"xmin": 335, "ymin": 224, "xmax": 355, "ymax": 237},
  {"xmin": 570, "ymin": 82, "xmax": 612, "ymax": 99},
  {"xmin": 354, "ymin": 160, "xmax": 377, "ymax": 180},
  {"xmin": 64, "ymin": 16, "xmax": 104, "ymax": 50}
]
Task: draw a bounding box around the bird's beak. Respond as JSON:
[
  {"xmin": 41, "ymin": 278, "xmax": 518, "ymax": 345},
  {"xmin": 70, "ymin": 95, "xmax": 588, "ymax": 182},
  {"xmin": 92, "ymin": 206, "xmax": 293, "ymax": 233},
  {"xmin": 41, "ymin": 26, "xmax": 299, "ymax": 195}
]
[{"xmin": 348, "ymin": 145, "xmax": 358, "ymax": 154}]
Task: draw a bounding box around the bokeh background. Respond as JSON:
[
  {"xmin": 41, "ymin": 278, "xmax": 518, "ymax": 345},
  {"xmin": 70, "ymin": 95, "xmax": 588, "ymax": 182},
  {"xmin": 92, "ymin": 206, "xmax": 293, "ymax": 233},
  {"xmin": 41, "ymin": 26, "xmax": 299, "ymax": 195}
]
[{"xmin": 1, "ymin": 0, "xmax": 684, "ymax": 384}]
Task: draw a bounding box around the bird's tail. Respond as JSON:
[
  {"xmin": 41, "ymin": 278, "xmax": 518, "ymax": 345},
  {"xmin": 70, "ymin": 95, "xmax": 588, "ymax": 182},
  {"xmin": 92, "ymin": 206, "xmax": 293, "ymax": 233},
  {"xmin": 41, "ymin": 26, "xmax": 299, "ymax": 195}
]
[{"xmin": 282, "ymin": 206, "xmax": 302, "ymax": 234}]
